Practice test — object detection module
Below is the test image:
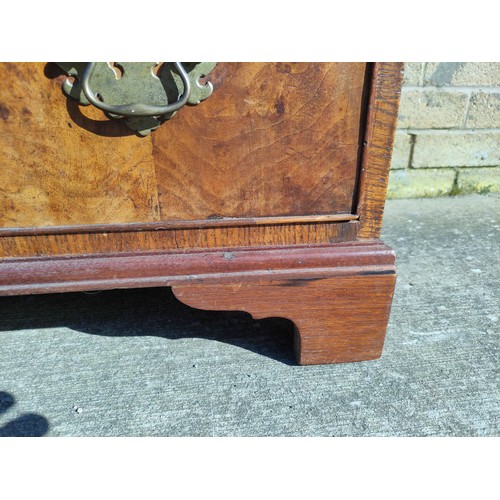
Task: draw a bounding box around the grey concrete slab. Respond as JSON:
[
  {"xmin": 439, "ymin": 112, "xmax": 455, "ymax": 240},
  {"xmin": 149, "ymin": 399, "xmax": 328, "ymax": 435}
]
[{"xmin": 0, "ymin": 194, "xmax": 498, "ymax": 436}]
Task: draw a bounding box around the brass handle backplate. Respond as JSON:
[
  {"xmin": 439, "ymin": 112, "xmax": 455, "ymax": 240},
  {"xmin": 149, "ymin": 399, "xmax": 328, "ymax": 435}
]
[{"xmin": 56, "ymin": 62, "xmax": 217, "ymax": 136}]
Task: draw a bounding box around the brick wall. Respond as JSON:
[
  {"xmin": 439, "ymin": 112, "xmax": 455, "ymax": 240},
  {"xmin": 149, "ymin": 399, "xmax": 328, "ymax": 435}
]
[{"xmin": 388, "ymin": 62, "xmax": 500, "ymax": 198}]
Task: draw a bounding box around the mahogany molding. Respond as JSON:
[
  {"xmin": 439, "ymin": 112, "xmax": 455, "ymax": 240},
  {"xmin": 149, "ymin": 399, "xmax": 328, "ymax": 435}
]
[
  {"xmin": 0, "ymin": 241, "xmax": 394, "ymax": 295},
  {"xmin": 0, "ymin": 241, "xmax": 396, "ymax": 365}
]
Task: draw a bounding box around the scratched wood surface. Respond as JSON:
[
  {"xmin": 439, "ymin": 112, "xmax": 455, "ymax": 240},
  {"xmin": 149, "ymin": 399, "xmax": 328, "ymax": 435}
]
[
  {"xmin": 0, "ymin": 221, "xmax": 358, "ymax": 258},
  {"xmin": 152, "ymin": 63, "xmax": 367, "ymax": 220},
  {"xmin": 0, "ymin": 63, "xmax": 160, "ymax": 228},
  {"xmin": 0, "ymin": 62, "xmax": 367, "ymax": 229}
]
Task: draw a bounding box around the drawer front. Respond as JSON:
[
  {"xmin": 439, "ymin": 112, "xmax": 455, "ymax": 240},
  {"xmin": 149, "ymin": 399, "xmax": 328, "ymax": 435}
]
[{"xmin": 0, "ymin": 63, "xmax": 368, "ymax": 229}]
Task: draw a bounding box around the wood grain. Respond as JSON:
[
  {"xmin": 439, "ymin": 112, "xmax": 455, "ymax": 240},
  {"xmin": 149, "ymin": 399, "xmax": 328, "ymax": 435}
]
[
  {"xmin": 174, "ymin": 273, "xmax": 395, "ymax": 365},
  {"xmin": 0, "ymin": 62, "xmax": 402, "ymax": 366},
  {"xmin": 357, "ymin": 62, "xmax": 404, "ymax": 239},
  {"xmin": 0, "ymin": 213, "xmax": 358, "ymax": 236},
  {"xmin": 0, "ymin": 63, "xmax": 160, "ymax": 227},
  {"xmin": 153, "ymin": 63, "xmax": 367, "ymax": 219},
  {"xmin": 0, "ymin": 62, "xmax": 367, "ymax": 229},
  {"xmin": 0, "ymin": 221, "xmax": 358, "ymax": 258},
  {"xmin": 0, "ymin": 241, "xmax": 395, "ymax": 295}
]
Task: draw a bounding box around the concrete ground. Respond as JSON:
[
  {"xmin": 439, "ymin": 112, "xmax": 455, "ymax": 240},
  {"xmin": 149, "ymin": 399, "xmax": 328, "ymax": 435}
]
[{"xmin": 0, "ymin": 194, "xmax": 498, "ymax": 436}]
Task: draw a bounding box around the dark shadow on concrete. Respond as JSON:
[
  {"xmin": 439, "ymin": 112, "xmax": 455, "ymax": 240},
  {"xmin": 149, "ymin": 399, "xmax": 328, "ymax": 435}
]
[
  {"xmin": 0, "ymin": 391, "xmax": 15, "ymax": 414},
  {"xmin": 0, "ymin": 288, "xmax": 296, "ymax": 365},
  {"xmin": 0, "ymin": 391, "xmax": 49, "ymax": 437}
]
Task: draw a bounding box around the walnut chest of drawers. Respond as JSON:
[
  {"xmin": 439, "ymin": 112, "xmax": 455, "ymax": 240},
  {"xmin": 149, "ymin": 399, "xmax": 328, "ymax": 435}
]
[{"xmin": 0, "ymin": 62, "xmax": 403, "ymax": 364}]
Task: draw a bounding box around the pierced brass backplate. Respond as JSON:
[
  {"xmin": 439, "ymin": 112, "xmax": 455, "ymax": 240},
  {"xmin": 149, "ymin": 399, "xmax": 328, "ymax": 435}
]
[{"xmin": 56, "ymin": 62, "xmax": 217, "ymax": 136}]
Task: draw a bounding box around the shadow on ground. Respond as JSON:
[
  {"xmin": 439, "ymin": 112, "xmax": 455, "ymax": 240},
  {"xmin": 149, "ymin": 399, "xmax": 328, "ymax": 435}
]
[
  {"xmin": 0, "ymin": 391, "xmax": 49, "ymax": 437},
  {"xmin": 0, "ymin": 287, "xmax": 295, "ymax": 365}
]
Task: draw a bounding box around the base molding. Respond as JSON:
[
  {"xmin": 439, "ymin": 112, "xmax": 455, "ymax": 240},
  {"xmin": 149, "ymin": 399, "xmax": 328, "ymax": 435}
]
[{"xmin": 0, "ymin": 241, "xmax": 396, "ymax": 365}]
